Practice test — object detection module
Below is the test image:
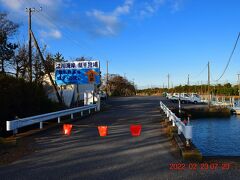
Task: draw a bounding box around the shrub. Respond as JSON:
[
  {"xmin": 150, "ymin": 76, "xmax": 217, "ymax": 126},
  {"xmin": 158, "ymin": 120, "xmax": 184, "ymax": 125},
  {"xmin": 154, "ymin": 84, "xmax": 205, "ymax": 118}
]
[{"xmin": 0, "ymin": 74, "xmax": 63, "ymax": 136}]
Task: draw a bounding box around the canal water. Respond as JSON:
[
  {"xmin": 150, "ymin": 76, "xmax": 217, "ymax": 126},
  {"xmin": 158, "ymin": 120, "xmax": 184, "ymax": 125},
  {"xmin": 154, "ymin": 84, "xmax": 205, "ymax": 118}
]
[{"xmin": 191, "ymin": 115, "xmax": 240, "ymax": 156}]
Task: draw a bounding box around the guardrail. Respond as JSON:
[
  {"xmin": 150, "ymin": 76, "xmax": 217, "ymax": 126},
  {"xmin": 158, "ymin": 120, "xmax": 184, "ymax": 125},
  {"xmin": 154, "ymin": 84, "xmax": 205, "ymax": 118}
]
[
  {"xmin": 6, "ymin": 104, "xmax": 99, "ymax": 134},
  {"xmin": 160, "ymin": 101, "xmax": 192, "ymax": 145}
]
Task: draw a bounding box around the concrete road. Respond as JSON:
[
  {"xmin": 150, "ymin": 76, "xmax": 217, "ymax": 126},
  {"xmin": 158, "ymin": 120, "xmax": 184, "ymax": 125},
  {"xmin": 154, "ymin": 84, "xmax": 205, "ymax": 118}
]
[{"xmin": 0, "ymin": 96, "xmax": 239, "ymax": 180}]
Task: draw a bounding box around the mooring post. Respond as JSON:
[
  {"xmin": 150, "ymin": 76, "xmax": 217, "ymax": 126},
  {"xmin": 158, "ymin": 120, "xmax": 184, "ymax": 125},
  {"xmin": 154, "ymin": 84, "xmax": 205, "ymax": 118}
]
[{"xmin": 178, "ymin": 99, "xmax": 181, "ymax": 114}]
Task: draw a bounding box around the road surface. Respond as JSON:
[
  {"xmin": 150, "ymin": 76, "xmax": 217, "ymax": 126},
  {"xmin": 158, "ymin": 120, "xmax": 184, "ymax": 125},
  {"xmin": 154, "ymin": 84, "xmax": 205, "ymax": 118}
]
[{"xmin": 0, "ymin": 96, "xmax": 239, "ymax": 180}]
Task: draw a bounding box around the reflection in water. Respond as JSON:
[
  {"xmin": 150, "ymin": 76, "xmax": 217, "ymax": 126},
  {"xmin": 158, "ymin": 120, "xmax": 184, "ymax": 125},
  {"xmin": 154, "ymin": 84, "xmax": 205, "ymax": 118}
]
[{"xmin": 191, "ymin": 115, "xmax": 240, "ymax": 156}]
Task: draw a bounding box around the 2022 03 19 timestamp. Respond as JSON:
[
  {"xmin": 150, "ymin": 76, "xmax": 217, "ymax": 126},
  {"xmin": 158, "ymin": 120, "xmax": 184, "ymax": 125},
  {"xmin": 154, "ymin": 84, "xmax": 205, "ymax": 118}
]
[{"xmin": 169, "ymin": 163, "xmax": 231, "ymax": 171}]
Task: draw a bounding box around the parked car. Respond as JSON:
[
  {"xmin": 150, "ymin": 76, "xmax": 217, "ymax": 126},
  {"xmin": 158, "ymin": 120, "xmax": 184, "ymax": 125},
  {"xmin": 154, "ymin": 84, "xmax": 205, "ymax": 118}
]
[
  {"xmin": 169, "ymin": 92, "xmax": 201, "ymax": 104},
  {"xmin": 188, "ymin": 93, "xmax": 201, "ymax": 104}
]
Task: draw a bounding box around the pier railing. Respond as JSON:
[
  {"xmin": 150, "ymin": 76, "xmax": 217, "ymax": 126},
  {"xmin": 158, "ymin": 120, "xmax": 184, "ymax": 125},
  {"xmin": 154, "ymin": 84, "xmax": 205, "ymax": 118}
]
[{"xmin": 160, "ymin": 101, "xmax": 192, "ymax": 144}]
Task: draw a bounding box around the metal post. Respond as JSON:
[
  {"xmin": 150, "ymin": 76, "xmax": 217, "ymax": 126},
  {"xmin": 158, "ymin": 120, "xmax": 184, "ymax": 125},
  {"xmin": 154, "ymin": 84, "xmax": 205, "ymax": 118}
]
[
  {"xmin": 178, "ymin": 127, "xmax": 181, "ymax": 135},
  {"xmin": 58, "ymin": 117, "xmax": 61, "ymax": 123},
  {"xmin": 40, "ymin": 122, "xmax": 43, "ymax": 129},
  {"xmin": 71, "ymin": 114, "xmax": 73, "ymax": 119},
  {"xmin": 89, "ymin": 109, "xmax": 91, "ymax": 114},
  {"xmin": 178, "ymin": 97, "xmax": 181, "ymax": 114},
  {"xmin": 172, "ymin": 120, "xmax": 175, "ymax": 126},
  {"xmin": 81, "ymin": 111, "xmax": 83, "ymax": 117}
]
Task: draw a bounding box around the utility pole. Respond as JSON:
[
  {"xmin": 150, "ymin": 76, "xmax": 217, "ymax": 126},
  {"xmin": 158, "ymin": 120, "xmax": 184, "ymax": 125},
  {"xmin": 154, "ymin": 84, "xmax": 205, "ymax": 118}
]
[
  {"xmin": 106, "ymin": 60, "xmax": 109, "ymax": 97},
  {"xmin": 26, "ymin": 7, "xmax": 42, "ymax": 82},
  {"xmin": 167, "ymin": 74, "xmax": 170, "ymax": 90},
  {"xmin": 187, "ymin": 74, "xmax": 190, "ymax": 86},
  {"xmin": 238, "ymin": 74, "xmax": 240, "ymax": 97},
  {"xmin": 208, "ymin": 61, "xmax": 210, "ymax": 108},
  {"xmin": 200, "ymin": 81, "xmax": 202, "ymax": 95}
]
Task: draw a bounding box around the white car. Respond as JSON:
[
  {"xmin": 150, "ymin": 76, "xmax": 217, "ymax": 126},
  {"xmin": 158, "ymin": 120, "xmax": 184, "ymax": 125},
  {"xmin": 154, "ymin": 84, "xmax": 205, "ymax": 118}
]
[{"xmin": 189, "ymin": 93, "xmax": 201, "ymax": 104}]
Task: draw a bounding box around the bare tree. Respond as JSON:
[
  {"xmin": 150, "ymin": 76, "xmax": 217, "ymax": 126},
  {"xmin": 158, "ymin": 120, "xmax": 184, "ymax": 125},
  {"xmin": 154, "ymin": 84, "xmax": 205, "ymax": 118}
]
[
  {"xmin": 0, "ymin": 13, "xmax": 19, "ymax": 73},
  {"xmin": 12, "ymin": 43, "xmax": 29, "ymax": 78}
]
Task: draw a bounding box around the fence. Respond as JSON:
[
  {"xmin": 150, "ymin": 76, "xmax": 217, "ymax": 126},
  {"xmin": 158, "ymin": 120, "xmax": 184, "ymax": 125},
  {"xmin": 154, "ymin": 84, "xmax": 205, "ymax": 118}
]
[
  {"xmin": 160, "ymin": 101, "xmax": 192, "ymax": 144},
  {"xmin": 6, "ymin": 104, "xmax": 99, "ymax": 134}
]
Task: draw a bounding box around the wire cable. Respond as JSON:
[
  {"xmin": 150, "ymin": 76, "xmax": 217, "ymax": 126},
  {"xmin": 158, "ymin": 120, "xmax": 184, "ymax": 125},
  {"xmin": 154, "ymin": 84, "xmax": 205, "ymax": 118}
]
[
  {"xmin": 192, "ymin": 63, "xmax": 208, "ymax": 79},
  {"xmin": 216, "ymin": 32, "xmax": 240, "ymax": 81}
]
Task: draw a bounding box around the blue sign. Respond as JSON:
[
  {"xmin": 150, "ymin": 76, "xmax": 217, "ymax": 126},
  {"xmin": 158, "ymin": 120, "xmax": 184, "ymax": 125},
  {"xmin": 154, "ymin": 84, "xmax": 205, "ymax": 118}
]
[{"xmin": 55, "ymin": 61, "xmax": 100, "ymax": 85}]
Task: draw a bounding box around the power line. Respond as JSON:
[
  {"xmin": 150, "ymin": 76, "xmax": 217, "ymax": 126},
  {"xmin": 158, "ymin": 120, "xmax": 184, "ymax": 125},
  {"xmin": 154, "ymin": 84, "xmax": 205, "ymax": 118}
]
[
  {"xmin": 192, "ymin": 63, "xmax": 208, "ymax": 79},
  {"xmin": 216, "ymin": 32, "xmax": 240, "ymax": 81},
  {"xmin": 35, "ymin": 11, "xmax": 109, "ymax": 61}
]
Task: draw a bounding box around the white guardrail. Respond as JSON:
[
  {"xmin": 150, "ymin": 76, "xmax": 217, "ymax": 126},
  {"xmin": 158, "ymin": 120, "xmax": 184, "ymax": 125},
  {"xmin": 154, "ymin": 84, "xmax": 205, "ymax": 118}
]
[
  {"xmin": 6, "ymin": 104, "xmax": 99, "ymax": 134},
  {"xmin": 160, "ymin": 101, "xmax": 192, "ymax": 142}
]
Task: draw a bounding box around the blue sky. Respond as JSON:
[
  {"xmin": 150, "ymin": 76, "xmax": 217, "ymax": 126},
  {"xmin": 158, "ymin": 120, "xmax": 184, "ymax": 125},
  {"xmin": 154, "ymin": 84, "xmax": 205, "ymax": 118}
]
[{"xmin": 1, "ymin": 0, "xmax": 240, "ymax": 88}]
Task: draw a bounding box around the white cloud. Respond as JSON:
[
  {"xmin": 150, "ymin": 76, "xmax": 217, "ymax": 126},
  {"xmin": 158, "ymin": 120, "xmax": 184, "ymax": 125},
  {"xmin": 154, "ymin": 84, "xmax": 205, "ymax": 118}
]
[
  {"xmin": 138, "ymin": 0, "xmax": 184, "ymax": 18},
  {"xmin": 0, "ymin": 0, "xmax": 22, "ymax": 10},
  {"xmin": 40, "ymin": 29, "xmax": 62, "ymax": 39},
  {"xmin": 86, "ymin": 0, "xmax": 134, "ymax": 36},
  {"xmin": 0, "ymin": 0, "xmax": 64, "ymax": 39},
  {"xmin": 171, "ymin": 0, "xmax": 184, "ymax": 12},
  {"xmin": 139, "ymin": 0, "xmax": 165, "ymax": 17}
]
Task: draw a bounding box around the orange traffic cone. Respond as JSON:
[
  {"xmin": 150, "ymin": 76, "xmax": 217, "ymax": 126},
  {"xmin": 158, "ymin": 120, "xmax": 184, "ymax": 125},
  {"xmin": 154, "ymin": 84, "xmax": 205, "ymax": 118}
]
[
  {"xmin": 63, "ymin": 124, "xmax": 73, "ymax": 136},
  {"xmin": 98, "ymin": 126, "xmax": 108, "ymax": 137},
  {"xmin": 130, "ymin": 125, "xmax": 142, "ymax": 136}
]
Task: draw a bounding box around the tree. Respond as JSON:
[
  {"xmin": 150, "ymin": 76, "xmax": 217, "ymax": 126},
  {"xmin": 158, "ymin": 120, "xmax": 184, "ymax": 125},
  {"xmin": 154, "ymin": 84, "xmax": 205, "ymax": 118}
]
[
  {"xmin": 0, "ymin": 13, "xmax": 19, "ymax": 73},
  {"xmin": 107, "ymin": 74, "xmax": 136, "ymax": 96},
  {"xmin": 12, "ymin": 43, "xmax": 29, "ymax": 79},
  {"xmin": 54, "ymin": 52, "xmax": 65, "ymax": 62}
]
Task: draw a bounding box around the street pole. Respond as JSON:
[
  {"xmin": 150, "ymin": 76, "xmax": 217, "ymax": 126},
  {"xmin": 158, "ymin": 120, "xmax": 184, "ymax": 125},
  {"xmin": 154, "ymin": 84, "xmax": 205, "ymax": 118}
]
[
  {"xmin": 167, "ymin": 74, "xmax": 170, "ymax": 90},
  {"xmin": 238, "ymin": 74, "xmax": 240, "ymax": 96},
  {"xmin": 106, "ymin": 60, "xmax": 109, "ymax": 97},
  {"xmin": 208, "ymin": 61, "xmax": 210, "ymax": 108}
]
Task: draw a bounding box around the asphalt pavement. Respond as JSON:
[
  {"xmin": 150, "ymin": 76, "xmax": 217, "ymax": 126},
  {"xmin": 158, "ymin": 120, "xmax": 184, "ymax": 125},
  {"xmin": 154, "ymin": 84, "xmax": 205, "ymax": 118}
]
[{"xmin": 0, "ymin": 96, "xmax": 239, "ymax": 180}]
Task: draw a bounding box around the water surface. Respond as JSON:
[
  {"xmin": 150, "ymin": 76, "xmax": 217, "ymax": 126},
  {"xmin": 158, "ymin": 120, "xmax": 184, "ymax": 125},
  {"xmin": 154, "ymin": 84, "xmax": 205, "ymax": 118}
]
[{"xmin": 191, "ymin": 115, "xmax": 240, "ymax": 156}]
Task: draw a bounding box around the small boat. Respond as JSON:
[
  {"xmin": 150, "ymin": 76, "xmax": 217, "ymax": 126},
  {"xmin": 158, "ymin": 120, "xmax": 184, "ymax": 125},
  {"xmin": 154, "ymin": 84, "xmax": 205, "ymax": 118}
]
[{"xmin": 231, "ymin": 107, "xmax": 240, "ymax": 115}]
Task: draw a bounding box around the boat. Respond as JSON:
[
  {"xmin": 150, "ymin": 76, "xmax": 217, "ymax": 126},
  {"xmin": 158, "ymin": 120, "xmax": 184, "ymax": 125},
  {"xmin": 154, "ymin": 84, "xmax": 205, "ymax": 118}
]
[{"xmin": 231, "ymin": 107, "xmax": 240, "ymax": 115}]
